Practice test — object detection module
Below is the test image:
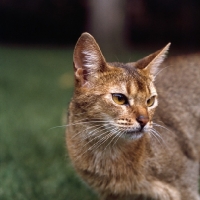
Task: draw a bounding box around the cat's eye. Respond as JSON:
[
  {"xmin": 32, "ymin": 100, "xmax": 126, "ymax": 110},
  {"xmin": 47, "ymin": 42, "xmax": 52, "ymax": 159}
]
[
  {"xmin": 146, "ymin": 96, "xmax": 156, "ymax": 107},
  {"xmin": 112, "ymin": 93, "xmax": 128, "ymax": 105}
]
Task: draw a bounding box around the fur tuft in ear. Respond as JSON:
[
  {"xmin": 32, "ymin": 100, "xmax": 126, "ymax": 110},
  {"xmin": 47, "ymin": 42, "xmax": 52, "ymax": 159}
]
[
  {"xmin": 134, "ymin": 43, "xmax": 171, "ymax": 78},
  {"xmin": 73, "ymin": 32, "xmax": 106, "ymax": 86}
]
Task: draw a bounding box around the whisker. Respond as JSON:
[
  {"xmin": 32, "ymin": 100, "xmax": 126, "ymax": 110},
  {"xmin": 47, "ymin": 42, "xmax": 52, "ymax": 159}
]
[
  {"xmin": 48, "ymin": 118, "xmax": 90, "ymax": 130},
  {"xmin": 74, "ymin": 125, "xmax": 122, "ymax": 161},
  {"xmin": 75, "ymin": 134, "xmax": 110, "ymax": 161},
  {"xmin": 149, "ymin": 130, "xmax": 162, "ymax": 145},
  {"xmin": 104, "ymin": 128, "xmax": 122, "ymax": 151},
  {"xmin": 149, "ymin": 127, "xmax": 167, "ymax": 147},
  {"xmin": 81, "ymin": 125, "xmax": 108, "ymax": 142},
  {"xmin": 49, "ymin": 119, "xmax": 113, "ymax": 131},
  {"xmin": 112, "ymin": 129, "xmax": 124, "ymax": 148},
  {"xmin": 68, "ymin": 119, "xmax": 119, "ymax": 149},
  {"xmin": 152, "ymin": 122, "xmax": 172, "ymax": 133},
  {"xmin": 75, "ymin": 128, "xmax": 112, "ymax": 160},
  {"xmin": 155, "ymin": 66, "xmax": 169, "ymax": 77},
  {"xmin": 151, "ymin": 128, "xmax": 163, "ymax": 142},
  {"xmin": 90, "ymin": 132, "xmax": 114, "ymax": 152},
  {"xmin": 71, "ymin": 124, "xmax": 103, "ymax": 139}
]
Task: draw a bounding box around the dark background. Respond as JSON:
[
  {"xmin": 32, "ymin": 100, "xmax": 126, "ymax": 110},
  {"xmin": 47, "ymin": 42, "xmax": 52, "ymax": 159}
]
[{"xmin": 0, "ymin": 0, "xmax": 200, "ymax": 51}]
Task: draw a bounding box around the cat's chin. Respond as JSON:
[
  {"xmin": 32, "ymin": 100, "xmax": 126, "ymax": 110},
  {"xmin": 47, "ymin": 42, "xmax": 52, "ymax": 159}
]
[{"xmin": 123, "ymin": 131, "xmax": 144, "ymax": 140}]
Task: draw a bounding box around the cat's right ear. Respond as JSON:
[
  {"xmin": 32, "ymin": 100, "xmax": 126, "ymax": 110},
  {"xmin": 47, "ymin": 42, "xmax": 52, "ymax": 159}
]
[
  {"xmin": 73, "ymin": 32, "xmax": 107, "ymax": 87},
  {"xmin": 133, "ymin": 43, "xmax": 171, "ymax": 80}
]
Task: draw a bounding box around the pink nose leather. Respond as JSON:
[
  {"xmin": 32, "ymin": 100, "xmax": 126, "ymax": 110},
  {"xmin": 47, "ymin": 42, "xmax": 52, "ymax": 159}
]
[{"xmin": 136, "ymin": 116, "xmax": 149, "ymax": 127}]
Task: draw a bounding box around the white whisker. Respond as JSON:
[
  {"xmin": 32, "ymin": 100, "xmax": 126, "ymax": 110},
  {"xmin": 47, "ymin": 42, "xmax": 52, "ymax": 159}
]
[
  {"xmin": 155, "ymin": 66, "xmax": 169, "ymax": 77},
  {"xmin": 149, "ymin": 126, "xmax": 167, "ymax": 148},
  {"xmin": 81, "ymin": 126, "xmax": 108, "ymax": 143},
  {"xmin": 149, "ymin": 129, "xmax": 162, "ymax": 145},
  {"xmin": 112, "ymin": 129, "xmax": 124, "ymax": 148},
  {"xmin": 74, "ymin": 128, "xmax": 113, "ymax": 161},
  {"xmin": 71, "ymin": 124, "xmax": 102, "ymax": 139},
  {"xmin": 152, "ymin": 122, "xmax": 172, "ymax": 133},
  {"xmin": 90, "ymin": 132, "xmax": 114, "ymax": 152},
  {"xmin": 103, "ymin": 128, "xmax": 122, "ymax": 151},
  {"xmin": 49, "ymin": 118, "xmax": 114, "ymax": 131}
]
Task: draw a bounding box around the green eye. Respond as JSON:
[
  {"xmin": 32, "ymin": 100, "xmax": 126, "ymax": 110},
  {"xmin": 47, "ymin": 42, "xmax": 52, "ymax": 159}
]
[
  {"xmin": 147, "ymin": 96, "xmax": 156, "ymax": 107},
  {"xmin": 112, "ymin": 93, "xmax": 128, "ymax": 105}
]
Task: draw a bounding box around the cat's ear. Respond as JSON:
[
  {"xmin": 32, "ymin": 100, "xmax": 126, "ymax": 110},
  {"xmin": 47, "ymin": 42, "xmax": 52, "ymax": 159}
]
[
  {"xmin": 134, "ymin": 43, "xmax": 171, "ymax": 79},
  {"xmin": 73, "ymin": 32, "xmax": 107, "ymax": 86}
]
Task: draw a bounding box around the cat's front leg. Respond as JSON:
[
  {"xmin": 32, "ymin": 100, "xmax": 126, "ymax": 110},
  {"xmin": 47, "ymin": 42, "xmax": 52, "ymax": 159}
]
[
  {"xmin": 149, "ymin": 180, "xmax": 181, "ymax": 200},
  {"xmin": 99, "ymin": 181, "xmax": 181, "ymax": 200},
  {"xmin": 151, "ymin": 180, "xmax": 200, "ymax": 200}
]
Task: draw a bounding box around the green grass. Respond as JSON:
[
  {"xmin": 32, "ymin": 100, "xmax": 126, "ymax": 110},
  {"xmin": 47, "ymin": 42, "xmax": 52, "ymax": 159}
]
[
  {"xmin": 0, "ymin": 46, "xmax": 97, "ymax": 200},
  {"xmin": 0, "ymin": 45, "xmax": 146, "ymax": 200}
]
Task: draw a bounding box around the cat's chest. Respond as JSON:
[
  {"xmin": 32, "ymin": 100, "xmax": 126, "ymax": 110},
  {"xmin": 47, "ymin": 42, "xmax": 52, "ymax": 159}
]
[{"xmin": 77, "ymin": 146, "xmax": 148, "ymax": 193}]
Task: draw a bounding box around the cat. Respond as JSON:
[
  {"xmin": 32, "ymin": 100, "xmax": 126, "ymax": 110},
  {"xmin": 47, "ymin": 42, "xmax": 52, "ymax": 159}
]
[{"xmin": 66, "ymin": 32, "xmax": 200, "ymax": 200}]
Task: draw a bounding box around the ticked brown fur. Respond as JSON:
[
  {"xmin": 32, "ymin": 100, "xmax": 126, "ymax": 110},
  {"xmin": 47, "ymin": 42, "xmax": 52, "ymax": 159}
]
[{"xmin": 66, "ymin": 33, "xmax": 200, "ymax": 200}]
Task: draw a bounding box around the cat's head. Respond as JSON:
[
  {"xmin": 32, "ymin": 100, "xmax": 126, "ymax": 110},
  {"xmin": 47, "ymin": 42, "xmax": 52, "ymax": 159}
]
[{"xmin": 72, "ymin": 33, "xmax": 170, "ymax": 140}]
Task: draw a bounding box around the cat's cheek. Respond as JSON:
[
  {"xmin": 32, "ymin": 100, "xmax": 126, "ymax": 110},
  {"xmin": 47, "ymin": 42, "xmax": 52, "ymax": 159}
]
[
  {"xmin": 148, "ymin": 108, "xmax": 156, "ymax": 120},
  {"xmin": 92, "ymin": 98, "xmax": 118, "ymax": 118}
]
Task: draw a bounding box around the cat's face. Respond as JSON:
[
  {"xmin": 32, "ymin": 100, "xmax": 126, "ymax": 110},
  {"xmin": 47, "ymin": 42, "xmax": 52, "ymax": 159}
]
[
  {"xmin": 101, "ymin": 66, "xmax": 157, "ymax": 140},
  {"xmin": 72, "ymin": 33, "xmax": 170, "ymax": 141},
  {"xmin": 74, "ymin": 64, "xmax": 157, "ymax": 140}
]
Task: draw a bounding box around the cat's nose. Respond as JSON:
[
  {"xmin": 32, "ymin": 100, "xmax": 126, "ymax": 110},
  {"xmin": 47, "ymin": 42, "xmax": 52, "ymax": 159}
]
[{"xmin": 136, "ymin": 115, "xmax": 149, "ymax": 128}]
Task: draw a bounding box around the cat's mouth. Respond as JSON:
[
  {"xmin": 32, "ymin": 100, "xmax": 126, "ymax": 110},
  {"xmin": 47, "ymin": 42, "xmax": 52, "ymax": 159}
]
[
  {"xmin": 105, "ymin": 122, "xmax": 149, "ymax": 140},
  {"xmin": 123, "ymin": 130, "xmax": 144, "ymax": 140},
  {"xmin": 120, "ymin": 127, "xmax": 147, "ymax": 140},
  {"xmin": 118, "ymin": 124, "xmax": 146, "ymax": 133},
  {"xmin": 125, "ymin": 129, "xmax": 143, "ymax": 134}
]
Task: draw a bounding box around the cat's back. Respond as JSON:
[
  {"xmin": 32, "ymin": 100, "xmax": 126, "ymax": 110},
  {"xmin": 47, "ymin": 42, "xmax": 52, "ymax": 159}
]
[{"xmin": 155, "ymin": 53, "xmax": 200, "ymax": 160}]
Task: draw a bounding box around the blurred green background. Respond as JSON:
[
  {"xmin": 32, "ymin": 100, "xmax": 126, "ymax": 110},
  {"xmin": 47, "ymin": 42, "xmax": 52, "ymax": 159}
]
[{"xmin": 0, "ymin": 46, "xmax": 97, "ymax": 200}]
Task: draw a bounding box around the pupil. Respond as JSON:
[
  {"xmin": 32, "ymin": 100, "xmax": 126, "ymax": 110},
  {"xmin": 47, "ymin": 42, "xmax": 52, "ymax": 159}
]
[{"xmin": 118, "ymin": 96, "xmax": 123, "ymax": 101}]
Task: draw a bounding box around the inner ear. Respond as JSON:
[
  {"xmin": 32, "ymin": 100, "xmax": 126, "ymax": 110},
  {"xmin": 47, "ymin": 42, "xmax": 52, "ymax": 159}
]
[
  {"xmin": 133, "ymin": 43, "xmax": 171, "ymax": 77},
  {"xmin": 73, "ymin": 32, "xmax": 107, "ymax": 86}
]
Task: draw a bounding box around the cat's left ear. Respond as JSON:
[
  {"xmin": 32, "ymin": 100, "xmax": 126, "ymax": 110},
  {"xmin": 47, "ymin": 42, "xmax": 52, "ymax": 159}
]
[
  {"xmin": 134, "ymin": 43, "xmax": 171, "ymax": 79},
  {"xmin": 73, "ymin": 32, "xmax": 107, "ymax": 87}
]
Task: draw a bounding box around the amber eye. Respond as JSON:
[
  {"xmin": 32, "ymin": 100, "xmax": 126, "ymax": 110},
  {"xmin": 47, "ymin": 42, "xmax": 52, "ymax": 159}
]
[
  {"xmin": 147, "ymin": 96, "xmax": 156, "ymax": 107},
  {"xmin": 112, "ymin": 93, "xmax": 128, "ymax": 105}
]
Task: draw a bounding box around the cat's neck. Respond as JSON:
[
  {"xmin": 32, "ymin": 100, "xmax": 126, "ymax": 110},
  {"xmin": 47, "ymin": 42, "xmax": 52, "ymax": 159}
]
[
  {"xmin": 67, "ymin": 130, "xmax": 152, "ymax": 198},
  {"xmin": 69, "ymin": 128, "xmax": 151, "ymax": 174}
]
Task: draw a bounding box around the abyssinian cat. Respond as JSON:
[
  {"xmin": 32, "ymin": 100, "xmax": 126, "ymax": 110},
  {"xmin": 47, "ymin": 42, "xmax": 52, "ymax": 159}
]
[{"xmin": 66, "ymin": 32, "xmax": 200, "ymax": 200}]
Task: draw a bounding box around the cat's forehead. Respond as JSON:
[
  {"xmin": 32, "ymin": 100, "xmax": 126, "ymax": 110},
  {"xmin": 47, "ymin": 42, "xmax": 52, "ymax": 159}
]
[
  {"xmin": 108, "ymin": 78, "xmax": 151, "ymax": 97},
  {"xmin": 104, "ymin": 63, "xmax": 154, "ymax": 96},
  {"xmin": 108, "ymin": 81, "xmax": 142, "ymax": 96},
  {"xmin": 107, "ymin": 62, "xmax": 148, "ymax": 86},
  {"xmin": 108, "ymin": 62, "xmax": 138, "ymax": 73}
]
